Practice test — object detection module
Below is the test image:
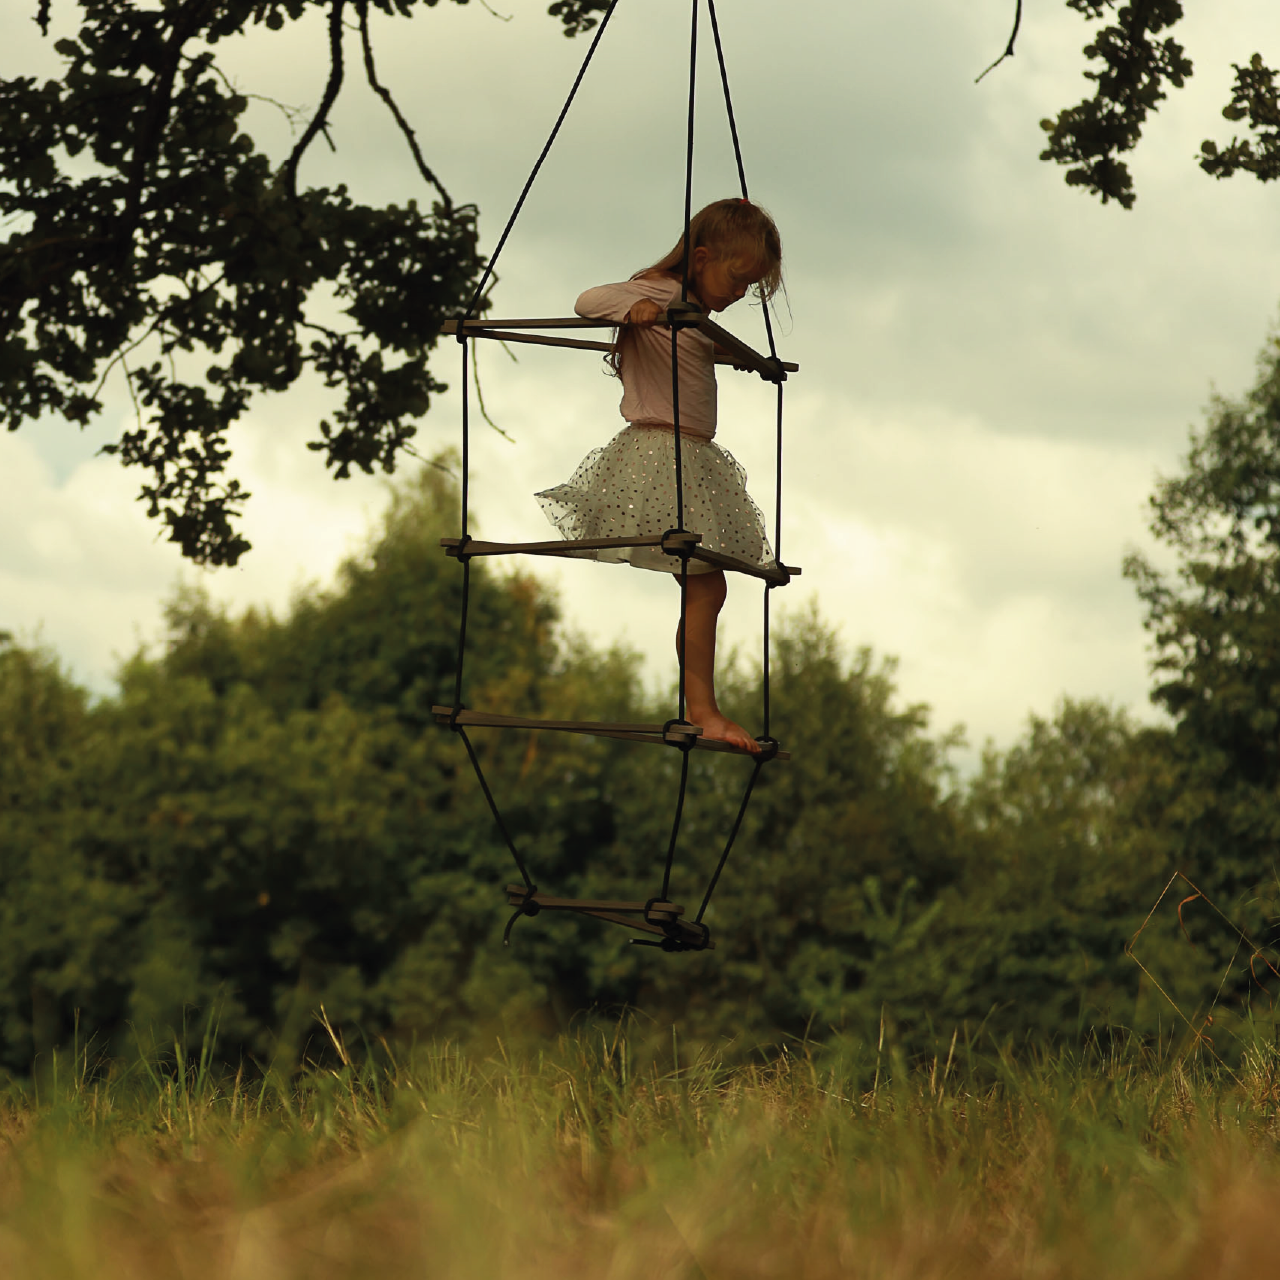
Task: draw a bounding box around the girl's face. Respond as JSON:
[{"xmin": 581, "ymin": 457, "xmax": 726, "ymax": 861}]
[{"xmin": 690, "ymin": 245, "xmax": 768, "ymax": 312}]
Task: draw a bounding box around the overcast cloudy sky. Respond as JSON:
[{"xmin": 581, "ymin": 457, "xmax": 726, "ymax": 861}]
[{"xmin": 4, "ymin": 0, "xmax": 1280, "ymax": 768}]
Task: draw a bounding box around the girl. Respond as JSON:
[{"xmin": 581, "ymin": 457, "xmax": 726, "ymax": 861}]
[{"xmin": 536, "ymin": 199, "xmax": 783, "ymax": 754}]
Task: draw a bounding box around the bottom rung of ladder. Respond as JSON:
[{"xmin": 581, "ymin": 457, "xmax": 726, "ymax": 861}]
[{"xmin": 505, "ymin": 886, "xmax": 713, "ymax": 948}]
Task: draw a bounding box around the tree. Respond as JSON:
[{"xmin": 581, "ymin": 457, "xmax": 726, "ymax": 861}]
[
  {"xmin": 0, "ymin": 0, "xmax": 609, "ymax": 565},
  {"xmin": 944, "ymin": 699, "xmax": 1171, "ymax": 1042},
  {"xmin": 986, "ymin": 1, "xmax": 1278, "ymax": 208},
  {"xmin": 2, "ymin": 467, "xmax": 1199, "ymax": 1064},
  {"xmin": 1123, "ymin": 327, "xmax": 1280, "ymax": 959},
  {"xmin": 0, "ymin": 463, "xmax": 989, "ymax": 1066},
  {"xmin": 0, "ymin": 466, "xmax": 612, "ymax": 1067}
]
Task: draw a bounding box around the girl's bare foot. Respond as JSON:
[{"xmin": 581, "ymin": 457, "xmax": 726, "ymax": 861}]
[{"xmin": 688, "ymin": 707, "xmax": 761, "ymax": 753}]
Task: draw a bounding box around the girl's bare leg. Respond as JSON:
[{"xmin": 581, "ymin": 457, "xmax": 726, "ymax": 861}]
[{"xmin": 676, "ymin": 570, "xmax": 760, "ymax": 753}]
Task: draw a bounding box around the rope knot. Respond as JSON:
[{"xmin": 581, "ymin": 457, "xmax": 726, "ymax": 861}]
[
  {"xmin": 502, "ymin": 884, "xmax": 540, "ymax": 946},
  {"xmin": 661, "ymin": 920, "xmax": 711, "ymax": 953},
  {"xmin": 660, "ymin": 529, "xmax": 694, "ymax": 561}
]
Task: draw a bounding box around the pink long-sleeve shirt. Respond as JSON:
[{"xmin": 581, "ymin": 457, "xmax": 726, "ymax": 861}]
[{"xmin": 575, "ymin": 277, "xmax": 717, "ymax": 440}]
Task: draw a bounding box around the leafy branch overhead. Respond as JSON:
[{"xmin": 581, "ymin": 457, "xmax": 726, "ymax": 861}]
[
  {"xmin": 0, "ymin": 0, "xmax": 609, "ymax": 566},
  {"xmin": 1201, "ymin": 55, "xmax": 1280, "ymax": 184},
  {"xmin": 997, "ymin": 1, "xmax": 1279, "ymax": 207}
]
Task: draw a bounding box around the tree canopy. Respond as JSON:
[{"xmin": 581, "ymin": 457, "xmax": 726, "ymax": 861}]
[
  {"xmin": 0, "ymin": 464, "xmax": 1192, "ymax": 1071},
  {"xmin": 0, "ymin": 0, "xmax": 608, "ymax": 566},
  {"xmin": 1032, "ymin": 0, "xmax": 1280, "ymax": 208},
  {"xmin": 1123, "ymin": 330, "xmax": 1280, "ymax": 938},
  {"xmin": 9, "ymin": 0, "xmax": 1276, "ymax": 568}
]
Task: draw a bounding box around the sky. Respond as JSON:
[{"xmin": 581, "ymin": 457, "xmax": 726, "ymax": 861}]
[{"xmin": 4, "ymin": 0, "xmax": 1280, "ymax": 770}]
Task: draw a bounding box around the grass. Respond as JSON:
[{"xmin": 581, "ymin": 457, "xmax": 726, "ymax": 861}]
[{"xmin": 0, "ymin": 1020, "xmax": 1278, "ymax": 1278}]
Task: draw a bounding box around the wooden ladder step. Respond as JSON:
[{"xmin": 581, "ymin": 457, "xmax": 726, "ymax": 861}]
[
  {"xmin": 434, "ymin": 707, "xmax": 790, "ymax": 760},
  {"xmin": 504, "ymin": 886, "xmax": 713, "ymax": 947},
  {"xmin": 441, "ymin": 535, "xmax": 799, "ymax": 585},
  {"xmin": 441, "ymin": 532, "xmax": 700, "ymax": 559},
  {"xmin": 441, "ymin": 315, "xmax": 798, "ymax": 379},
  {"xmin": 505, "ymin": 886, "xmax": 683, "ymax": 919}
]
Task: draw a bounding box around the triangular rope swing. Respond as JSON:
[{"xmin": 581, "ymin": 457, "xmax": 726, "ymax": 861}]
[{"xmin": 433, "ymin": 0, "xmax": 799, "ymax": 953}]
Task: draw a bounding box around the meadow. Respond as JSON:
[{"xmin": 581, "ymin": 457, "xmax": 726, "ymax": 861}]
[{"xmin": 0, "ymin": 1020, "xmax": 1277, "ymax": 1279}]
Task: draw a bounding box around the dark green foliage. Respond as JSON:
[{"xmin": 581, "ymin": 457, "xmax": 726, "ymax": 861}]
[
  {"xmin": 942, "ymin": 700, "xmax": 1171, "ymax": 1040},
  {"xmin": 0, "ymin": 0, "xmax": 606, "ymax": 566},
  {"xmin": 613, "ymin": 632, "xmax": 971, "ymax": 1046},
  {"xmin": 546, "ymin": 0, "xmax": 610, "ymax": 37},
  {"xmin": 1201, "ymin": 54, "xmax": 1280, "ymax": 183},
  {"xmin": 1123, "ymin": 330, "xmax": 1280, "ymax": 949},
  {"xmin": 1039, "ymin": 0, "xmax": 1192, "ymax": 209},
  {"xmin": 1034, "ymin": 2, "xmax": 1279, "ymax": 205},
  {"xmin": 0, "ymin": 465, "xmax": 1184, "ymax": 1071}
]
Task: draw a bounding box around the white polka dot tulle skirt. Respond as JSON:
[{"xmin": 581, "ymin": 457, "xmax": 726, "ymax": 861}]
[{"xmin": 534, "ymin": 424, "xmax": 776, "ymax": 575}]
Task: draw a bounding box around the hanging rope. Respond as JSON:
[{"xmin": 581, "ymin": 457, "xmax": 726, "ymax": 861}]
[
  {"xmin": 704, "ymin": 0, "xmax": 785, "ymax": 750},
  {"xmin": 696, "ymin": 741, "xmax": 775, "ymax": 924},
  {"xmin": 652, "ymin": 0, "xmax": 703, "ymax": 907},
  {"xmin": 462, "ymin": 0, "xmax": 622, "ymax": 321},
  {"xmin": 447, "ymin": 3, "xmax": 623, "ymax": 922},
  {"xmin": 705, "ymin": 0, "xmax": 778, "ymax": 364}
]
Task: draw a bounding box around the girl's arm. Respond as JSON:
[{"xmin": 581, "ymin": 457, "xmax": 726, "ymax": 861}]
[{"xmin": 575, "ymin": 278, "xmax": 679, "ymax": 325}]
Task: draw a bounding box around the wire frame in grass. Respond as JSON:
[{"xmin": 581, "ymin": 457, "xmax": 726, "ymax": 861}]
[{"xmin": 1126, "ymin": 871, "xmax": 1280, "ymax": 1080}]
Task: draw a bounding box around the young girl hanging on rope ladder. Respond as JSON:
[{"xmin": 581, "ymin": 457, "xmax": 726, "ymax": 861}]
[{"xmin": 536, "ymin": 199, "xmax": 783, "ymax": 754}]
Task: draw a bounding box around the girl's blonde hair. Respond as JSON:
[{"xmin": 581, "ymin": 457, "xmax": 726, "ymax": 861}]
[
  {"xmin": 607, "ymin": 199, "xmax": 783, "ymax": 375},
  {"xmin": 642, "ymin": 198, "xmax": 783, "ymax": 301}
]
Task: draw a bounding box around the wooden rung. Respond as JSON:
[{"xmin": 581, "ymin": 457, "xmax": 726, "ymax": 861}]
[
  {"xmin": 443, "ymin": 317, "xmax": 614, "ymax": 332},
  {"xmin": 505, "ymin": 887, "xmax": 683, "ymax": 919},
  {"xmin": 435, "ymin": 706, "xmax": 790, "ymax": 760},
  {"xmin": 441, "ymin": 532, "xmax": 700, "ymax": 558},
  {"xmin": 441, "ymin": 316, "xmax": 798, "ymax": 378},
  {"xmin": 435, "ymin": 707, "xmax": 699, "ymax": 739},
  {"xmin": 439, "ymin": 535, "xmax": 797, "ymax": 586},
  {"xmin": 682, "ymin": 312, "xmax": 796, "ymax": 381},
  {"xmin": 584, "ymin": 909, "xmax": 715, "ymax": 946},
  {"xmin": 684, "ymin": 545, "xmax": 800, "ymax": 586},
  {"xmin": 440, "ymin": 327, "xmax": 772, "ymax": 370},
  {"xmin": 539, "ymin": 905, "xmax": 715, "ymax": 947},
  {"xmin": 458, "ymin": 329, "xmax": 617, "ymax": 355},
  {"xmin": 575, "ymin": 909, "xmax": 681, "ymax": 939}
]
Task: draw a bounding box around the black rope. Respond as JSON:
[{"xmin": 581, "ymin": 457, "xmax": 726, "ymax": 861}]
[
  {"xmin": 669, "ymin": 0, "xmax": 698, "ymax": 743},
  {"xmin": 461, "ymin": 0, "xmax": 621, "ymax": 319},
  {"xmin": 696, "ymin": 747, "xmax": 772, "ymax": 924},
  {"xmin": 660, "ymin": 749, "xmax": 691, "ymax": 902},
  {"xmin": 452, "ymin": 558, "xmax": 471, "ymax": 713},
  {"xmin": 679, "ymin": 0, "xmax": 698, "ymax": 306},
  {"xmin": 503, "ymin": 887, "xmax": 540, "ymax": 946},
  {"xmin": 456, "ymin": 726, "xmax": 536, "ymax": 892},
  {"xmin": 670, "ymin": 317, "xmax": 689, "ymax": 720},
  {"xmin": 451, "ymin": 333, "xmax": 472, "ymax": 714},
  {"xmin": 459, "ymin": 334, "xmax": 470, "ymax": 536},
  {"xmin": 671, "ymin": 329, "xmax": 686, "ymax": 538},
  {"xmin": 762, "ymin": 583, "xmax": 771, "ymax": 740},
  {"xmin": 678, "ymin": 555, "xmax": 690, "ymax": 722},
  {"xmin": 706, "ymin": 0, "xmax": 746, "ymax": 200},
  {"xmin": 451, "ymin": 318, "xmax": 536, "ymax": 899},
  {"xmin": 761, "ymin": 379, "xmax": 784, "ymax": 737},
  {"xmin": 706, "ymin": 0, "xmax": 777, "ymax": 363},
  {"xmin": 773, "ymin": 380, "xmax": 784, "ymax": 566}
]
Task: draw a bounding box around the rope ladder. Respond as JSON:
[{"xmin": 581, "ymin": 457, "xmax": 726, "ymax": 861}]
[{"xmin": 439, "ymin": 0, "xmax": 798, "ymax": 953}]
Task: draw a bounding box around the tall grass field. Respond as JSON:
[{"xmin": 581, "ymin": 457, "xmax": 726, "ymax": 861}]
[{"xmin": 0, "ymin": 1018, "xmax": 1277, "ymax": 1279}]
